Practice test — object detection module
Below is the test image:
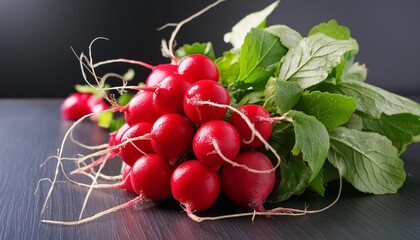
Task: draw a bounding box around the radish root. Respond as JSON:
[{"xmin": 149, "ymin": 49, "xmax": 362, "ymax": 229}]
[
  {"xmin": 159, "ymin": 0, "xmax": 225, "ymax": 60},
  {"xmin": 41, "ymin": 194, "xmax": 146, "ymax": 225},
  {"xmin": 187, "ymin": 176, "xmax": 343, "ymax": 222}
]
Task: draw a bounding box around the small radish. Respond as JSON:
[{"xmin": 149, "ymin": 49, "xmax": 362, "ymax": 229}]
[
  {"xmin": 145, "ymin": 64, "xmax": 178, "ymax": 87},
  {"xmin": 183, "ymin": 80, "xmax": 230, "ymax": 124},
  {"xmin": 130, "ymin": 154, "xmax": 173, "ymax": 200},
  {"xmin": 87, "ymin": 95, "xmax": 109, "ymax": 121},
  {"xmin": 220, "ymin": 151, "xmax": 275, "ymax": 211},
  {"xmin": 61, "ymin": 93, "xmax": 92, "ymax": 120},
  {"xmin": 229, "ymin": 104, "xmax": 273, "ymax": 148},
  {"xmin": 119, "ymin": 122, "xmax": 154, "ymax": 166},
  {"xmin": 109, "ymin": 123, "xmax": 130, "ymax": 153},
  {"xmin": 121, "ymin": 164, "xmax": 136, "ymax": 193},
  {"xmin": 178, "ymin": 54, "xmax": 219, "ymax": 84},
  {"xmin": 149, "ymin": 113, "xmax": 195, "ymax": 160},
  {"xmin": 193, "ymin": 120, "xmax": 240, "ymax": 170},
  {"xmin": 124, "ymin": 90, "xmax": 160, "ymax": 126},
  {"xmin": 171, "ymin": 160, "xmax": 220, "ymax": 214},
  {"xmin": 153, "ymin": 74, "xmax": 191, "ymax": 115}
]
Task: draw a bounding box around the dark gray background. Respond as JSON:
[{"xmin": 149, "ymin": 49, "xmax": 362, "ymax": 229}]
[{"xmin": 1, "ymin": 0, "xmax": 419, "ymax": 98}]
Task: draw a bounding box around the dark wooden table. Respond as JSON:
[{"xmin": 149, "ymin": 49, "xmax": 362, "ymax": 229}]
[{"xmin": 1, "ymin": 99, "xmax": 419, "ymax": 240}]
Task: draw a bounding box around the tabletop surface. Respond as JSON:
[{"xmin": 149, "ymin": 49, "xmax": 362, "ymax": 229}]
[{"xmin": 1, "ymin": 99, "xmax": 419, "ymax": 240}]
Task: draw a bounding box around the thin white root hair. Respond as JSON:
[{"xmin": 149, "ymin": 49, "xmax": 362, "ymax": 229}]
[
  {"xmin": 157, "ymin": 22, "xmax": 178, "ymax": 31},
  {"xmin": 159, "ymin": 0, "xmax": 225, "ymax": 59},
  {"xmin": 197, "ymin": 101, "xmax": 281, "ymax": 173},
  {"xmin": 70, "ymin": 130, "xmax": 109, "ymax": 151},
  {"xmin": 70, "ymin": 133, "xmax": 150, "ymax": 175},
  {"xmin": 188, "ymin": 209, "xmax": 306, "ymax": 222},
  {"xmin": 41, "ymin": 111, "xmax": 103, "ymax": 214},
  {"xmin": 70, "ymin": 48, "xmax": 96, "ymax": 89},
  {"xmin": 93, "ymin": 58, "xmax": 153, "ymax": 69},
  {"xmin": 89, "ymin": 166, "xmax": 123, "ymax": 181},
  {"xmin": 76, "ymin": 171, "xmax": 122, "ymax": 182},
  {"xmin": 40, "ymin": 155, "xmax": 80, "ymax": 168},
  {"xmin": 72, "ymin": 39, "xmax": 136, "ymax": 106},
  {"xmin": 188, "ymin": 176, "xmax": 343, "ymax": 222},
  {"xmin": 34, "ymin": 178, "xmax": 54, "ymax": 195},
  {"xmin": 275, "ymin": 176, "xmax": 342, "ymax": 214},
  {"xmin": 88, "ymin": 37, "xmax": 107, "ymax": 88},
  {"xmin": 55, "ymin": 158, "xmax": 123, "ymax": 190},
  {"xmin": 75, "ymin": 50, "xmax": 138, "ymax": 96},
  {"xmin": 79, "ymin": 160, "xmax": 107, "ymax": 220},
  {"xmin": 41, "ymin": 194, "xmax": 145, "ymax": 225},
  {"xmin": 74, "ymin": 149, "xmax": 114, "ymax": 168},
  {"xmin": 35, "ymin": 179, "xmax": 68, "ymax": 196}
]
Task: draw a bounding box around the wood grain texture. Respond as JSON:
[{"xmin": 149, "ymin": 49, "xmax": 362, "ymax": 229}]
[{"xmin": 0, "ymin": 99, "xmax": 419, "ymax": 240}]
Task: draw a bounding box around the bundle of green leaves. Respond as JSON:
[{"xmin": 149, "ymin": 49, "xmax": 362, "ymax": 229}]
[{"xmin": 175, "ymin": 1, "xmax": 420, "ymax": 202}]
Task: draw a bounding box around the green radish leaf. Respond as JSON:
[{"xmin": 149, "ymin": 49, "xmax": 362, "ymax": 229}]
[
  {"xmin": 328, "ymin": 127, "xmax": 406, "ymax": 194},
  {"xmin": 308, "ymin": 19, "xmax": 351, "ymax": 40},
  {"xmin": 238, "ymin": 28, "xmax": 287, "ymax": 90},
  {"xmin": 267, "ymin": 123, "xmax": 312, "ymax": 202},
  {"xmin": 109, "ymin": 117, "xmax": 126, "ymax": 132},
  {"xmin": 117, "ymin": 92, "xmax": 134, "ymax": 106},
  {"xmin": 224, "ymin": 0, "xmax": 280, "ymax": 50},
  {"xmin": 272, "ymin": 80, "xmax": 303, "ymax": 114},
  {"xmin": 322, "ymin": 160, "xmax": 340, "ymax": 184},
  {"xmin": 265, "ymin": 24, "xmax": 303, "ymax": 49},
  {"xmin": 268, "ymin": 155, "xmax": 311, "ymax": 203},
  {"xmin": 287, "ymin": 110, "xmax": 330, "ymax": 181},
  {"xmin": 321, "ymin": 80, "xmax": 420, "ymax": 118},
  {"xmin": 237, "ymin": 91, "xmax": 265, "ymax": 106},
  {"xmin": 75, "ymin": 84, "xmax": 98, "ymax": 95},
  {"xmin": 278, "ymin": 33, "xmax": 359, "ymax": 88},
  {"xmin": 308, "ymin": 20, "xmax": 357, "ymax": 82},
  {"xmin": 310, "ymin": 170, "xmax": 325, "ymax": 197},
  {"xmin": 294, "ymin": 91, "xmax": 356, "ymax": 129},
  {"xmin": 175, "ymin": 42, "xmax": 215, "ymax": 60},
  {"xmin": 123, "ymin": 69, "xmax": 135, "ymax": 81},
  {"xmin": 334, "ymin": 52, "xmax": 355, "ymax": 82},
  {"xmin": 97, "ymin": 111, "xmax": 113, "ymax": 128},
  {"xmin": 343, "ymin": 113, "xmax": 364, "ymax": 131},
  {"xmin": 340, "ymin": 62, "xmax": 367, "ymax": 82},
  {"xmin": 215, "ymin": 50, "xmax": 240, "ymax": 87},
  {"xmin": 358, "ymin": 112, "xmax": 420, "ymax": 145},
  {"xmin": 269, "ymin": 121, "xmax": 295, "ymax": 151}
]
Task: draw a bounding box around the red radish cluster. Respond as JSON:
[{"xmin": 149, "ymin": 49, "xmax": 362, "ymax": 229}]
[
  {"xmin": 61, "ymin": 93, "xmax": 109, "ymax": 121},
  {"xmin": 64, "ymin": 54, "xmax": 280, "ymax": 223}
]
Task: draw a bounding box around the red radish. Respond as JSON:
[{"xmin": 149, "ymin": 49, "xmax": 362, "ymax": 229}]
[
  {"xmin": 149, "ymin": 113, "xmax": 195, "ymax": 160},
  {"xmin": 124, "ymin": 90, "xmax": 160, "ymax": 126},
  {"xmin": 87, "ymin": 95, "xmax": 109, "ymax": 120},
  {"xmin": 183, "ymin": 80, "xmax": 230, "ymax": 124},
  {"xmin": 119, "ymin": 122, "xmax": 154, "ymax": 166},
  {"xmin": 221, "ymin": 151, "xmax": 275, "ymax": 211},
  {"xmin": 178, "ymin": 54, "xmax": 219, "ymax": 84},
  {"xmin": 145, "ymin": 64, "xmax": 178, "ymax": 87},
  {"xmin": 193, "ymin": 120, "xmax": 240, "ymax": 170},
  {"xmin": 61, "ymin": 93, "xmax": 92, "ymax": 120},
  {"xmin": 229, "ymin": 104, "xmax": 273, "ymax": 148},
  {"xmin": 109, "ymin": 123, "xmax": 130, "ymax": 153},
  {"xmin": 121, "ymin": 164, "xmax": 136, "ymax": 193},
  {"xmin": 153, "ymin": 74, "xmax": 191, "ymax": 115},
  {"xmin": 130, "ymin": 154, "xmax": 173, "ymax": 200},
  {"xmin": 171, "ymin": 160, "xmax": 220, "ymax": 213}
]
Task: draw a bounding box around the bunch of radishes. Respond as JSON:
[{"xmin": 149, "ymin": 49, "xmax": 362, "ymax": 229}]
[{"xmin": 62, "ymin": 53, "xmax": 281, "ymax": 222}]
